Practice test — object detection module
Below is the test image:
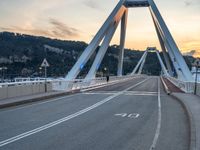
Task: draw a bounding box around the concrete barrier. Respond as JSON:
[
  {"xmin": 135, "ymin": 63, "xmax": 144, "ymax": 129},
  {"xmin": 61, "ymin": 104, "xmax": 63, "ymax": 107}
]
[{"xmin": 0, "ymin": 82, "xmax": 53, "ymax": 100}]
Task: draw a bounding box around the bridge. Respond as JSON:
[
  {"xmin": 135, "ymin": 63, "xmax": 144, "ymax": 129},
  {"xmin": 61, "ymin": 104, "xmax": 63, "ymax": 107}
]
[{"xmin": 0, "ymin": 0, "xmax": 200, "ymax": 150}]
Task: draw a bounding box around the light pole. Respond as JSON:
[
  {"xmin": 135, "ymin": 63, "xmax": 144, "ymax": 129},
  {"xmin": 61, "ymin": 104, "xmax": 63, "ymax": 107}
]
[
  {"xmin": 0, "ymin": 67, "xmax": 2, "ymax": 83},
  {"xmin": 0, "ymin": 67, "xmax": 7, "ymax": 82},
  {"xmin": 194, "ymin": 59, "xmax": 199, "ymax": 95}
]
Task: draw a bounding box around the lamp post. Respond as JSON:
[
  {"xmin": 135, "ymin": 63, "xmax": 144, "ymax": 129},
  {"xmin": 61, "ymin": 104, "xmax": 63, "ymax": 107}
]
[
  {"xmin": 194, "ymin": 59, "xmax": 200, "ymax": 95},
  {"xmin": 0, "ymin": 67, "xmax": 7, "ymax": 83}
]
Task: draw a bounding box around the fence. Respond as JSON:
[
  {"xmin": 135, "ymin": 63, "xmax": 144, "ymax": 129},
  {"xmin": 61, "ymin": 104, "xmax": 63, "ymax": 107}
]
[
  {"xmin": 0, "ymin": 81, "xmax": 52, "ymax": 100},
  {"xmin": 166, "ymin": 76, "xmax": 200, "ymax": 96},
  {"xmin": 0, "ymin": 75, "xmax": 140, "ymax": 100}
]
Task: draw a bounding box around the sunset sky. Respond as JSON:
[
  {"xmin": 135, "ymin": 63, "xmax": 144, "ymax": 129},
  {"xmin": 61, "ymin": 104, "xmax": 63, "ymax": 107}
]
[{"xmin": 0, "ymin": 0, "xmax": 199, "ymax": 57}]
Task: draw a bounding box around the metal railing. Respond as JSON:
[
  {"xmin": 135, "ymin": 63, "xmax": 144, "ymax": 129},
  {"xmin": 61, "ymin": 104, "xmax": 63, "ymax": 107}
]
[
  {"xmin": 52, "ymin": 75, "xmax": 140, "ymax": 91},
  {"xmin": 166, "ymin": 76, "xmax": 200, "ymax": 93}
]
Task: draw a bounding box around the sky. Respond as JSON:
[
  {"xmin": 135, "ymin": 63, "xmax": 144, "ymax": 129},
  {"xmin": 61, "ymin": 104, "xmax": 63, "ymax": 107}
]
[{"xmin": 0, "ymin": 0, "xmax": 200, "ymax": 57}]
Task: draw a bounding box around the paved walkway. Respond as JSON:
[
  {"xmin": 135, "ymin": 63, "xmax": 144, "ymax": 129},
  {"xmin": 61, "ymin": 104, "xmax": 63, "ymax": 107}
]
[{"xmin": 172, "ymin": 93, "xmax": 200, "ymax": 150}]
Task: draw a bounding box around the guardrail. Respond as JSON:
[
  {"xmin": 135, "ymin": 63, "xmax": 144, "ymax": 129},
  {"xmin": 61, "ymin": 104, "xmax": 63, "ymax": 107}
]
[
  {"xmin": 166, "ymin": 76, "xmax": 200, "ymax": 94},
  {"xmin": 0, "ymin": 75, "xmax": 142, "ymax": 100},
  {"xmin": 52, "ymin": 75, "xmax": 140, "ymax": 91}
]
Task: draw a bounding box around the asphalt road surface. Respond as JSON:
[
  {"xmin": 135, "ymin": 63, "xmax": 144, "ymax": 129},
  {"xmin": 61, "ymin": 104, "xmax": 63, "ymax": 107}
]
[{"xmin": 0, "ymin": 76, "xmax": 190, "ymax": 150}]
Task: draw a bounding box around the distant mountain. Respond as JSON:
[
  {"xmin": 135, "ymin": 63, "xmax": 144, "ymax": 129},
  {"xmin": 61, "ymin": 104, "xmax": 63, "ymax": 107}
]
[{"xmin": 0, "ymin": 32, "xmax": 195, "ymax": 79}]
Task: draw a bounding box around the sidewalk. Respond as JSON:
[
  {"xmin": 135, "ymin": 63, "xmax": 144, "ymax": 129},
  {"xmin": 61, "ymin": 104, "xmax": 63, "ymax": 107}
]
[
  {"xmin": 0, "ymin": 90, "xmax": 79, "ymax": 109},
  {"xmin": 161, "ymin": 77, "xmax": 200, "ymax": 150},
  {"xmin": 172, "ymin": 93, "xmax": 200, "ymax": 150}
]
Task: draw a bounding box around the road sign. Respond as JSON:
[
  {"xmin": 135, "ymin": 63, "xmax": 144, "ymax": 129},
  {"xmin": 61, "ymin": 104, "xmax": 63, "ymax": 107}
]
[{"xmin": 41, "ymin": 58, "xmax": 50, "ymax": 67}]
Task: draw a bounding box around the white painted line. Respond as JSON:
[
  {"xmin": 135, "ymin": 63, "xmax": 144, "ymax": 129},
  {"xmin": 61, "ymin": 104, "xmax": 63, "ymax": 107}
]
[
  {"xmin": 0, "ymin": 78, "xmax": 149, "ymax": 147},
  {"xmin": 125, "ymin": 93, "xmax": 157, "ymax": 96},
  {"xmin": 126, "ymin": 91, "xmax": 158, "ymax": 94},
  {"xmin": 83, "ymin": 92, "xmax": 114, "ymax": 95},
  {"xmin": 127, "ymin": 113, "xmax": 140, "ymax": 119},
  {"xmin": 150, "ymin": 77, "xmax": 162, "ymax": 150},
  {"xmin": 115, "ymin": 113, "xmax": 140, "ymax": 119},
  {"xmin": 115, "ymin": 113, "xmax": 127, "ymax": 117}
]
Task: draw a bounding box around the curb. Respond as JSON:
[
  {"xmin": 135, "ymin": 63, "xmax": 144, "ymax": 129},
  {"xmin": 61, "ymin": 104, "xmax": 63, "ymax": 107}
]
[
  {"xmin": 0, "ymin": 89, "xmax": 80, "ymax": 109},
  {"xmin": 160, "ymin": 77, "xmax": 196, "ymax": 150},
  {"xmin": 170, "ymin": 93, "xmax": 196, "ymax": 150},
  {"xmin": 160, "ymin": 77, "xmax": 171, "ymax": 95}
]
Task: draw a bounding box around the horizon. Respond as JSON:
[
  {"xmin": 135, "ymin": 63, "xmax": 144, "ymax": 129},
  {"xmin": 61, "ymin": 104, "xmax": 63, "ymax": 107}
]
[{"xmin": 0, "ymin": 0, "xmax": 199, "ymax": 57}]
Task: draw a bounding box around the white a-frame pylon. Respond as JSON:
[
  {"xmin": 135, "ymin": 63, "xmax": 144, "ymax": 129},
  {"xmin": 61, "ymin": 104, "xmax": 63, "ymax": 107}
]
[{"xmin": 66, "ymin": 0, "xmax": 194, "ymax": 81}]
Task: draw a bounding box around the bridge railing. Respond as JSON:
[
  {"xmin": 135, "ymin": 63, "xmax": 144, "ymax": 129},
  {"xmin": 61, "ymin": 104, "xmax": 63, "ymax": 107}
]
[
  {"xmin": 52, "ymin": 75, "xmax": 139, "ymax": 91},
  {"xmin": 166, "ymin": 76, "xmax": 200, "ymax": 94},
  {"xmin": 0, "ymin": 80, "xmax": 52, "ymax": 100},
  {"xmin": 0, "ymin": 75, "xmax": 141, "ymax": 100}
]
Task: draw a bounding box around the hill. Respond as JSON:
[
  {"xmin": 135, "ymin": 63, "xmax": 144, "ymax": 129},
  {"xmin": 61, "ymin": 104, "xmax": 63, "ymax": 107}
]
[{"xmin": 0, "ymin": 32, "xmax": 195, "ymax": 79}]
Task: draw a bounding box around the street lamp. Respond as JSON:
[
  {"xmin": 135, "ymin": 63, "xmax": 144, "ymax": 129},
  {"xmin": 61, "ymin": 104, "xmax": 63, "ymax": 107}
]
[
  {"xmin": 0, "ymin": 67, "xmax": 7, "ymax": 82},
  {"xmin": 193, "ymin": 58, "xmax": 200, "ymax": 95}
]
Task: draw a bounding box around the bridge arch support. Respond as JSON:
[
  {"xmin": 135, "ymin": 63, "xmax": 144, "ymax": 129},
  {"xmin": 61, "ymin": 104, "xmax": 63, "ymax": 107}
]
[{"xmin": 65, "ymin": 0, "xmax": 194, "ymax": 82}]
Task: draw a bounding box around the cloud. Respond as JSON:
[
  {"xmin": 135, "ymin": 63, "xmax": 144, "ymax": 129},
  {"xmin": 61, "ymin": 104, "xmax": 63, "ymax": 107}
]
[
  {"xmin": 0, "ymin": 18, "xmax": 80, "ymax": 39},
  {"xmin": 183, "ymin": 50, "xmax": 200, "ymax": 58},
  {"xmin": 184, "ymin": 0, "xmax": 200, "ymax": 7},
  {"xmin": 183, "ymin": 50, "xmax": 196, "ymax": 56},
  {"xmin": 184, "ymin": 0, "xmax": 192, "ymax": 6},
  {"xmin": 49, "ymin": 18, "xmax": 79, "ymax": 38},
  {"xmin": 83, "ymin": 0, "xmax": 101, "ymax": 9}
]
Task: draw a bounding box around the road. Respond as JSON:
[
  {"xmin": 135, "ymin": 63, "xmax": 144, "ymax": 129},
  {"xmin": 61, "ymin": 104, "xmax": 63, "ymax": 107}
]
[{"xmin": 0, "ymin": 76, "xmax": 190, "ymax": 150}]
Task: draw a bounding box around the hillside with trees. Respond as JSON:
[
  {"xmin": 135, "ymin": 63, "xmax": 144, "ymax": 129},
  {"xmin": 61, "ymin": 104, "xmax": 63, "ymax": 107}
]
[{"xmin": 0, "ymin": 32, "xmax": 195, "ymax": 79}]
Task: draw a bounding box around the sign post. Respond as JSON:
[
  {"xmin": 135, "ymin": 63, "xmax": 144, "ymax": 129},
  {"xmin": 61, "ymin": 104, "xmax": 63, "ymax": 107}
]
[
  {"xmin": 41, "ymin": 58, "xmax": 50, "ymax": 92},
  {"xmin": 193, "ymin": 58, "xmax": 200, "ymax": 95}
]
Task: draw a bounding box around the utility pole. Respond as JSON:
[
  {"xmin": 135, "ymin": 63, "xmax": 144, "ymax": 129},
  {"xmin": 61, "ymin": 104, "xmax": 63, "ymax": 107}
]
[{"xmin": 194, "ymin": 58, "xmax": 200, "ymax": 95}]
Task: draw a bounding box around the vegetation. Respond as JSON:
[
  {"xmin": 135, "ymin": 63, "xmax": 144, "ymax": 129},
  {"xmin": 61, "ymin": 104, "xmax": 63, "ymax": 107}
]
[{"xmin": 0, "ymin": 32, "xmax": 195, "ymax": 79}]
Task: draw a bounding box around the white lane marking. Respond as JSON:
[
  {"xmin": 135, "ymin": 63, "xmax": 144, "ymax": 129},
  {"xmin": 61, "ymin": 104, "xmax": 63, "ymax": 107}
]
[
  {"xmin": 83, "ymin": 92, "xmax": 114, "ymax": 95},
  {"xmin": 115, "ymin": 113, "xmax": 140, "ymax": 119},
  {"xmin": 125, "ymin": 93, "xmax": 157, "ymax": 96},
  {"xmin": 115, "ymin": 113, "xmax": 127, "ymax": 117},
  {"xmin": 150, "ymin": 77, "xmax": 162, "ymax": 150},
  {"xmin": 126, "ymin": 91, "xmax": 158, "ymax": 94},
  {"xmin": 0, "ymin": 78, "xmax": 149, "ymax": 147},
  {"xmin": 127, "ymin": 113, "xmax": 140, "ymax": 119}
]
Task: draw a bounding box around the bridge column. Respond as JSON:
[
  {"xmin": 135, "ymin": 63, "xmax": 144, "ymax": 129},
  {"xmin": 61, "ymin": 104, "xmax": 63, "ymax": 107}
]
[
  {"xmin": 148, "ymin": 0, "xmax": 193, "ymax": 81},
  {"xmin": 65, "ymin": 0, "xmax": 126, "ymax": 80},
  {"xmin": 138, "ymin": 51, "xmax": 148, "ymax": 74},
  {"xmin": 155, "ymin": 50, "xmax": 169, "ymax": 76},
  {"xmin": 151, "ymin": 11, "xmax": 184, "ymax": 79},
  {"xmin": 131, "ymin": 50, "xmax": 148, "ymax": 75},
  {"xmin": 152, "ymin": 15, "xmax": 173, "ymax": 76},
  {"xmin": 117, "ymin": 9, "xmax": 128, "ymax": 76},
  {"xmin": 85, "ymin": 9, "xmax": 126, "ymax": 80}
]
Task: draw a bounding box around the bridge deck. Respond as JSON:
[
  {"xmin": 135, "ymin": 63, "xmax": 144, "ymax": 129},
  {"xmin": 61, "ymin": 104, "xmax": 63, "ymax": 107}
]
[{"xmin": 0, "ymin": 76, "xmax": 189, "ymax": 150}]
